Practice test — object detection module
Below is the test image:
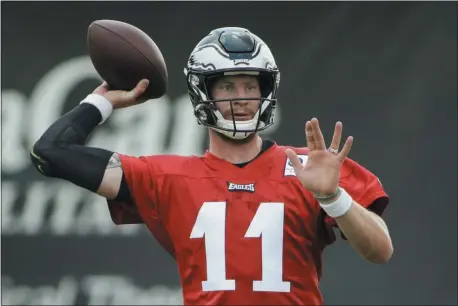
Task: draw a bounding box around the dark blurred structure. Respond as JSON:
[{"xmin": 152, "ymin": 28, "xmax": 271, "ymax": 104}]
[{"xmin": 1, "ymin": 2, "xmax": 456, "ymax": 305}]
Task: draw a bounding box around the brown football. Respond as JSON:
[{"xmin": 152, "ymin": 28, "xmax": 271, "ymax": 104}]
[{"xmin": 87, "ymin": 19, "xmax": 168, "ymax": 100}]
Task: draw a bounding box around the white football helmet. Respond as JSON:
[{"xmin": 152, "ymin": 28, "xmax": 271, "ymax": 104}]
[{"xmin": 184, "ymin": 27, "xmax": 280, "ymax": 139}]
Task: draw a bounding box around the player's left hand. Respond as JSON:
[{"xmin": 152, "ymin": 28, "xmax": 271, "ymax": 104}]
[{"xmin": 285, "ymin": 118, "xmax": 353, "ymax": 198}]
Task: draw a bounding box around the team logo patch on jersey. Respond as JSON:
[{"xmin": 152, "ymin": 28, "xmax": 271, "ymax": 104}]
[
  {"xmin": 284, "ymin": 154, "xmax": 308, "ymax": 176},
  {"xmin": 227, "ymin": 182, "xmax": 256, "ymax": 192}
]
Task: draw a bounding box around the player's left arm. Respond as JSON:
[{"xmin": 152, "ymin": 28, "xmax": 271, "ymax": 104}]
[
  {"xmin": 332, "ymin": 194, "xmax": 392, "ymax": 264},
  {"xmin": 319, "ymin": 156, "xmax": 393, "ymax": 264},
  {"xmin": 321, "ymin": 149, "xmax": 393, "ymax": 264},
  {"xmin": 286, "ymin": 118, "xmax": 393, "ymax": 264}
]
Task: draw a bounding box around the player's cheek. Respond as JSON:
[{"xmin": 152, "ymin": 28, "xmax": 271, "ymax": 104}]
[
  {"xmin": 250, "ymin": 99, "xmax": 261, "ymax": 113},
  {"xmin": 216, "ymin": 101, "xmax": 230, "ymax": 114}
]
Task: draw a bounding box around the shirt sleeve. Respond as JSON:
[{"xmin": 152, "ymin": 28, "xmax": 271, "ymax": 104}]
[
  {"xmin": 105, "ymin": 154, "xmax": 175, "ymax": 256},
  {"xmin": 105, "ymin": 154, "xmax": 158, "ymax": 224}
]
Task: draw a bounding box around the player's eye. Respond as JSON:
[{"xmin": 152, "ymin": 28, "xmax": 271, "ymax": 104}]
[
  {"xmin": 246, "ymin": 85, "xmax": 257, "ymax": 91},
  {"xmin": 222, "ymin": 84, "xmax": 234, "ymax": 91}
]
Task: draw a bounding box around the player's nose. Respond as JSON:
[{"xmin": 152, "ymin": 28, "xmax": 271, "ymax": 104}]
[
  {"xmin": 232, "ymin": 98, "xmax": 249, "ymax": 106},
  {"xmin": 232, "ymin": 87, "xmax": 251, "ymax": 104}
]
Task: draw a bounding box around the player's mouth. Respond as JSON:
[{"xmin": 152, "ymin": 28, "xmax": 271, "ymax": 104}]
[
  {"xmin": 232, "ymin": 115, "xmax": 251, "ymax": 121},
  {"xmin": 230, "ymin": 112, "xmax": 253, "ymax": 121}
]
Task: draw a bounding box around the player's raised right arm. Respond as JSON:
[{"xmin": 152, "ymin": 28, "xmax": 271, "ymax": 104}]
[{"xmin": 30, "ymin": 79, "xmax": 150, "ymax": 200}]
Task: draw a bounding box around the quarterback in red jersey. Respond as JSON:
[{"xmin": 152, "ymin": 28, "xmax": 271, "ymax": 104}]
[{"xmin": 31, "ymin": 27, "xmax": 393, "ymax": 305}]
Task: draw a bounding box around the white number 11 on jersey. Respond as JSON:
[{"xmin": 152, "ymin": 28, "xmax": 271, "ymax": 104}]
[{"xmin": 190, "ymin": 201, "xmax": 291, "ymax": 292}]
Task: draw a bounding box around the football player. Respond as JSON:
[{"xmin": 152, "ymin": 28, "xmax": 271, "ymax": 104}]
[{"xmin": 31, "ymin": 27, "xmax": 393, "ymax": 305}]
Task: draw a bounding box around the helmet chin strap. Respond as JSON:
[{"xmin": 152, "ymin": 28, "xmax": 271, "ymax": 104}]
[
  {"xmin": 212, "ymin": 127, "xmax": 254, "ymax": 140},
  {"xmin": 212, "ymin": 110, "xmax": 265, "ymax": 140}
]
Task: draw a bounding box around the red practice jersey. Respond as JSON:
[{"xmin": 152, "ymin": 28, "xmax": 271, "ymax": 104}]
[{"xmin": 107, "ymin": 142, "xmax": 389, "ymax": 305}]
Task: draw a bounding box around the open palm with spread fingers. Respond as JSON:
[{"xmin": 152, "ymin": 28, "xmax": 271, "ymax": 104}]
[{"xmin": 285, "ymin": 118, "xmax": 354, "ymax": 198}]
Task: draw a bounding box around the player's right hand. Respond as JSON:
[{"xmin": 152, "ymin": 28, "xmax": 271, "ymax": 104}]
[{"xmin": 92, "ymin": 79, "xmax": 150, "ymax": 109}]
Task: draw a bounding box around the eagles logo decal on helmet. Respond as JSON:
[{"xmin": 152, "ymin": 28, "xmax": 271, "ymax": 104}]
[{"xmin": 184, "ymin": 27, "xmax": 281, "ymax": 140}]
